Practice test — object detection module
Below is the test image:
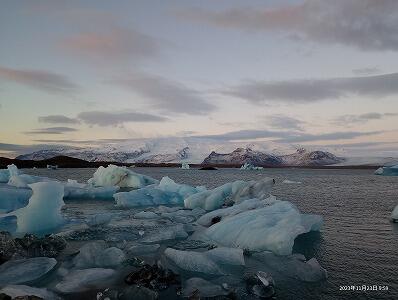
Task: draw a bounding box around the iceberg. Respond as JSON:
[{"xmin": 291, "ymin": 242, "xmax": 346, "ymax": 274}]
[
  {"xmin": 8, "ymin": 173, "xmax": 53, "ymax": 188},
  {"xmin": 181, "ymin": 162, "xmax": 190, "ymax": 169},
  {"xmin": 391, "ymin": 204, "xmax": 398, "ymax": 222},
  {"xmin": 87, "ymin": 164, "xmax": 158, "ymax": 188},
  {"xmin": 197, "ymin": 200, "xmax": 323, "ymax": 255},
  {"xmin": 0, "ymin": 285, "xmax": 59, "ymax": 300},
  {"xmin": 0, "ymin": 185, "xmax": 32, "ymax": 213},
  {"xmin": 73, "ymin": 241, "xmax": 126, "ymax": 268},
  {"xmin": 0, "ymin": 257, "xmax": 57, "ymax": 285},
  {"xmin": 9, "ymin": 182, "xmax": 65, "ymax": 233},
  {"xmin": 282, "ymin": 179, "xmax": 302, "ymax": 184},
  {"xmin": 0, "ymin": 164, "xmax": 20, "ymax": 183},
  {"xmin": 252, "ymin": 251, "xmax": 327, "ymax": 282},
  {"xmin": 240, "ymin": 163, "xmax": 263, "ymax": 170},
  {"xmin": 375, "ymin": 165, "xmax": 398, "ymax": 176},
  {"xmin": 114, "ymin": 176, "xmax": 205, "ymax": 208},
  {"xmin": 55, "ymin": 268, "xmax": 116, "ymax": 293},
  {"xmin": 64, "ymin": 184, "xmax": 119, "ymax": 200},
  {"xmin": 184, "ymin": 178, "xmax": 274, "ymax": 211},
  {"xmin": 164, "ymin": 247, "xmax": 244, "ymax": 275}
]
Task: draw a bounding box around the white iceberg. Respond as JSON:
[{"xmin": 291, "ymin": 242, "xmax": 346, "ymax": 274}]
[
  {"xmin": 391, "ymin": 204, "xmax": 398, "ymax": 222},
  {"xmin": 12, "ymin": 182, "xmax": 65, "ymax": 233},
  {"xmin": 375, "ymin": 165, "xmax": 398, "ymax": 176},
  {"xmin": 0, "ymin": 257, "xmax": 57, "ymax": 285},
  {"xmin": 181, "ymin": 162, "xmax": 190, "ymax": 169},
  {"xmin": 184, "ymin": 178, "xmax": 274, "ymax": 211},
  {"xmin": 55, "ymin": 268, "xmax": 116, "ymax": 293},
  {"xmin": 87, "ymin": 164, "xmax": 158, "ymax": 188},
  {"xmin": 252, "ymin": 251, "xmax": 327, "ymax": 282},
  {"xmin": 164, "ymin": 247, "xmax": 244, "ymax": 275},
  {"xmin": 73, "ymin": 241, "xmax": 126, "ymax": 268},
  {"xmin": 282, "ymin": 179, "xmax": 302, "ymax": 184},
  {"xmin": 0, "ymin": 285, "xmax": 59, "ymax": 300},
  {"xmin": 240, "ymin": 163, "xmax": 263, "ymax": 170},
  {"xmin": 0, "ymin": 164, "xmax": 20, "ymax": 183},
  {"xmin": 114, "ymin": 176, "xmax": 205, "ymax": 208},
  {"xmin": 197, "ymin": 200, "xmax": 323, "ymax": 255},
  {"xmin": 197, "ymin": 196, "xmax": 277, "ymax": 227}
]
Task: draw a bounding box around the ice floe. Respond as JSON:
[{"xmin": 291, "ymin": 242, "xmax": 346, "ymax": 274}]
[
  {"xmin": 197, "ymin": 200, "xmax": 323, "ymax": 255},
  {"xmin": 55, "ymin": 268, "xmax": 116, "ymax": 293},
  {"xmin": 0, "ymin": 257, "xmax": 57, "ymax": 285},
  {"xmin": 375, "ymin": 165, "xmax": 398, "ymax": 176},
  {"xmin": 184, "ymin": 178, "xmax": 274, "ymax": 211},
  {"xmin": 88, "ymin": 164, "xmax": 158, "ymax": 188},
  {"xmin": 73, "ymin": 241, "xmax": 126, "ymax": 268},
  {"xmin": 114, "ymin": 176, "xmax": 205, "ymax": 208},
  {"xmin": 164, "ymin": 247, "xmax": 244, "ymax": 275},
  {"xmin": 240, "ymin": 163, "xmax": 263, "ymax": 170}
]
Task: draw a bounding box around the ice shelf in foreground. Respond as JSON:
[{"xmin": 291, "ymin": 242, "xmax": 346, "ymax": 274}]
[
  {"xmin": 197, "ymin": 200, "xmax": 323, "ymax": 255},
  {"xmin": 375, "ymin": 165, "xmax": 398, "ymax": 176},
  {"xmin": 184, "ymin": 178, "xmax": 274, "ymax": 211},
  {"xmin": 12, "ymin": 182, "xmax": 65, "ymax": 233},
  {"xmin": 164, "ymin": 247, "xmax": 244, "ymax": 275},
  {"xmin": 391, "ymin": 204, "xmax": 398, "ymax": 222},
  {"xmin": 114, "ymin": 176, "xmax": 205, "ymax": 208},
  {"xmin": 87, "ymin": 164, "xmax": 158, "ymax": 188}
]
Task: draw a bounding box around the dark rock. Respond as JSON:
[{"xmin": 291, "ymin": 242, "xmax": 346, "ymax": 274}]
[
  {"xmin": 120, "ymin": 285, "xmax": 158, "ymax": 300},
  {"xmin": 199, "ymin": 166, "xmax": 218, "ymax": 170},
  {"xmin": 13, "ymin": 297, "xmax": 43, "ymax": 300},
  {"xmin": 125, "ymin": 262, "xmax": 180, "ymax": 292},
  {"xmin": 0, "ymin": 232, "xmax": 66, "ymax": 264},
  {"xmin": 244, "ymin": 271, "xmax": 275, "ymax": 299},
  {"xmin": 0, "ymin": 293, "xmax": 11, "ymax": 300},
  {"xmin": 211, "ymin": 216, "xmax": 222, "ymax": 225}
]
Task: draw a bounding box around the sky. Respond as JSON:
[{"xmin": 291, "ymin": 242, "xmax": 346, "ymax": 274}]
[{"xmin": 1, "ymin": 0, "xmax": 398, "ymax": 158}]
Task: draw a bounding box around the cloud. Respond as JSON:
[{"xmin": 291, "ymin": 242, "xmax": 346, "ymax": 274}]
[
  {"xmin": 111, "ymin": 71, "xmax": 216, "ymax": 115},
  {"xmin": 77, "ymin": 110, "xmax": 168, "ymax": 126},
  {"xmin": 332, "ymin": 112, "xmax": 398, "ymax": 125},
  {"xmin": 266, "ymin": 115, "xmax": 305, "ymax": 131},
  {"xmin": 0, "ymin": 66, "xmax": 79, "ymax": 95},
  {"xmin": 24, "ymin": 127, "xmax": 78, "ymax": 135},
  {"xmin": 60, "ymin": 27, "xmax": 159, "ymax": 62},
  {"xmin": 38, "ymin": 115, "xmax": 80, "ymax": 124},
  {"xmin": 224, "ymin": 73, "xmax": 398, "ymax": 104},
  {"xmin": 180, "ymin": 1, "xmax": 398, "ymax": 51},
  {"xmin": 352, "ymin": 67, "xmax": 381, "ymax": 76},
  {"xmin": 191, "ymin": 129, "xmax": 382, "ymax": 143}
]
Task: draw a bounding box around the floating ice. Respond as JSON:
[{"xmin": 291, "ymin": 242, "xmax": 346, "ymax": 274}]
[
  {"xmin": 252, "ymin": 251, "xmax": 327, "ymax": 282},
  {"xmin": 127, "ymin": 243, "xmax": 160, "ymax": 255},
  {"xmin": 141, "ymin": 224, "xmax": 188, "ymax": 244},
  {"xmin": 0, "ymin": 257, "xmax": 57, "ymax": 285},
  {"xmin": 85, "ymin": 213, "xmax": 113, "ymax": 227},
  {"xmin": 197, "ymin": 200, "xmax": 323, "ymax": 255},
  {"xmin": 114, "ymin": 176, "xmax": 205, "ymax": 208},
  {"xmin": 0, "ymin": 185, "xmax": 32, "ymax": 213},
  {"xmin": 375, "ymin": 165, "xmax": 398, "ymax": 176},
  {"xmin": 184, "ymin": 178, "xmax": 274, "ymax": 211},
  {"xmin": 64, "ymin": 183, "xmax": 119, "ymax": 200},
  {"xmin": 0, "ymin": 164, "xmax": 20, "ymax": 183},
  {"xmin": 240, "ymin": 163, "xmax": 263, "ymax": 170},
  {"xmin": 183, "ymin": 278, "xmax": 229, "ymax": 298},
  {"xmin": 0, "ymin": 285, "xmax": 59, "ymax": 300},
  {"xmin": 181, "ymin": 162, "xmax": 190, "ymax": 169},
  {"xmin": 165, "ymin": 247, "xmax": 244, "ymax": 275},
  {"xmin": 55, "ymin": 268, "xmax": 116, "ymax": 293},
  {"xmin": 73, "ymin": 241, "xmax": 126, "ymax": 268},
  {"xmin": 12, "ymin": 182, "xmax": 65, "ymax": 233},
  {"xmin": 197, "ymin": 196, "xmax": 277, "ymax": 227},
  {"xmin": 134, "ymin": 211, "xmax": 160, "ymax": 219},
  {"xmin": 282, "ymin": 179, "xmax": 302, "ymax": 184},
  {"xmin": 391, "ymin": 204, "xmax": 398, "ymax": 222},
  {"xmin": 8, "ymin": 173, "xmax": 53, "ymax": 188},
  {"xmin": 88, "ymin": 164, "xmax": 158, "ymax": 188}
]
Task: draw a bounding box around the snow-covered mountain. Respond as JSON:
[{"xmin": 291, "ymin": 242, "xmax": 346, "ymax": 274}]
[{"xmin": 202, "ymin": 147, "xmax": 344, "ymax": 166}]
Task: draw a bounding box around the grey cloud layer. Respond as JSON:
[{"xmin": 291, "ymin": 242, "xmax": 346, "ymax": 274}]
[
  {"xmin": 266, "ymin": 115, "xmax": 305, "ymax": 131},
  {"xmin": 181, "ymin": 0, "xmax": 398, "ymax": 51},
  {"xmin": 0, "ymin": 66, "xmax": 79, "ymax": 95},
  {"xmin": 111, "ymin": 71, "xmax": 216, "ymax": 115},
  {"xmin": 77, "ymin": 111, "xmax": 168, "ymax": 126},
  {"xmin": 225, "ymin": 73, "xmax": 398, "ymax": 103},
  {"xmin": 39, "ymin": 115, "xmax": 80, "ymax": 124},
  {"xmin": 24, "ymin": 127, "xmax": 78, "ymax": 135},
  {"xmin": 332, "ymin": 112, "xmax": 398, "ymax": 125}
]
